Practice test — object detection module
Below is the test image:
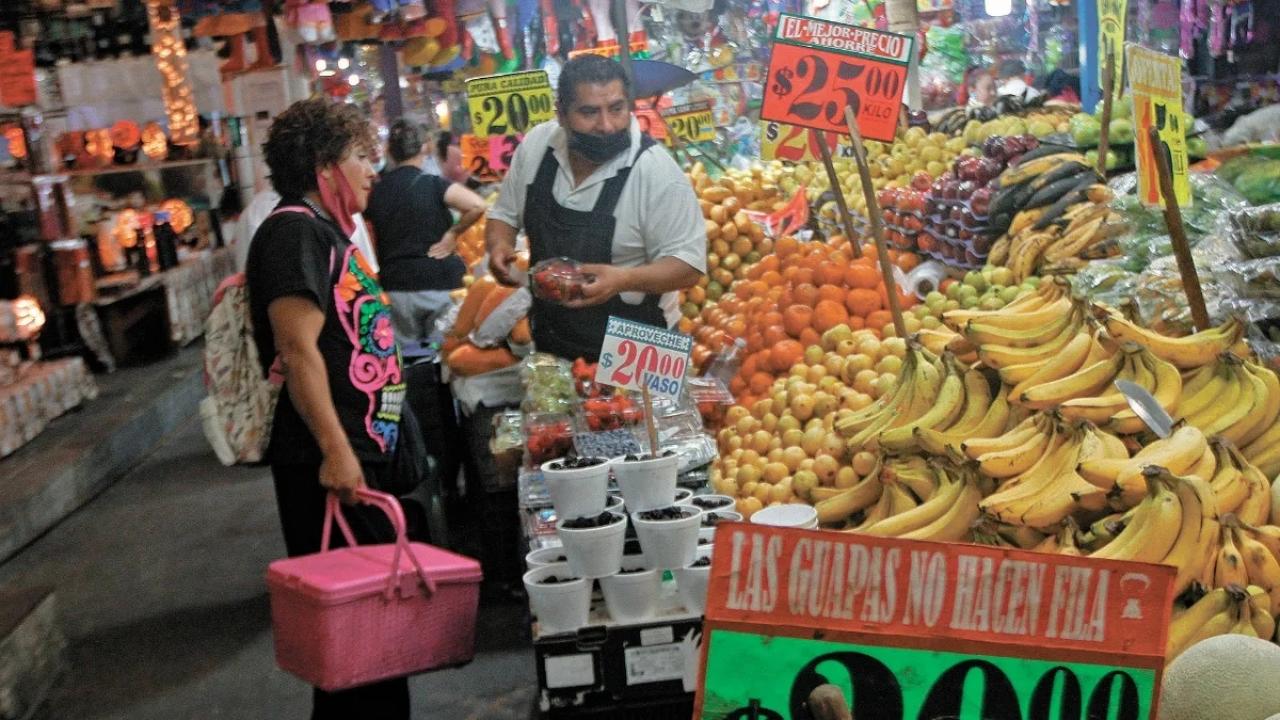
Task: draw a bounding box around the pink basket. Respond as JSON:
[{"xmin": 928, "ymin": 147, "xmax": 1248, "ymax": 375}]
[{"xmin": 266, "ymin": 488, "xmax": 482, "ymax": 691}]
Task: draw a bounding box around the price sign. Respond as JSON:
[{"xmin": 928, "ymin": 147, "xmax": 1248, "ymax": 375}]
[
  {"xmin": 696, "ymin": 525, "xmax": 1175, "ymax": 719},
  {"xmin": 660, "ymin": 101, "xmax": 717, "ymax": 146},
  {"xmin": 568, "ymin": 32, "xmax": 650, "ymax": 60},
  {"xmin": 0, "ymin": 32, "xmax": 35, "ymax": 108},
  {"xmin": 761, "ymin": 14, "xmax": 913, "ymax": 143},
  {"xmin": 595, "ymin": 316, "xmax": 693, "ymax": 398},
  {"xmin": 634, "ymin": 98, "xmax": 669, "ymax": 140},
  {"xmin": 1127, "ymin": 44, "xmax": 1191, "ymax": 208},
  {"xmin": 487, "ymin": 133, "xmax": 523, "ymax": 174},
  {"xmin": 1098, "ymin": 0, "xmax": 1129, "ymax": 97},
  {"xmin": 466, "ymin": 70, "xmax": 554, "ymax": 139},
  {"xmin": 460, "ymin": 133, "xmax": 500, "ymax": 182},
  {"xmin": 759, "ymin": 120, "xmax": 855, "ymax": 162}
]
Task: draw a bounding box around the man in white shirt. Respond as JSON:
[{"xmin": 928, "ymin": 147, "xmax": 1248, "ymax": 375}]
[{"xmin": 485, "ymin": 54, "xmax": 706, "ymax": 361}]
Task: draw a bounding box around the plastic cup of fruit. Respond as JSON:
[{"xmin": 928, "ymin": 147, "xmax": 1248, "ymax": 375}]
[
  {"xmin": 632, "ymin": 505, "xmax": 703, "ymax": 570},
  {"xmin": 674, "ymin": 546, "xmax": 714, "ymax": 615},
  {"xmin": 611, "ymin": 453, "xmax": 679, "ymax": 513},
  {"xmin": 599, "ymin": 560, "xmax": 661, "ymax": 624},
  {"xmin": 523, "ymin": 563, "xmax": 591, "ymax": 635},
  {"xmin": 680, "ymin": 494, "xmax": 736, "ymax": 512},
  {"xmin": 542, "ymin": 457, "xmax": 612, "ymax": 521},
  {"xmin": 524, "ymin": 545, "xmax": 568, "ymax": 571},
  {"xmin": 697, "ymin": 510, "xmax": 744, "ymax": 543},
  {"xmin": 750, "ymin": 503, "xmax": 819, "ymax": 529},
  {"xmin": 556, "ymin": 511, "xmax": 628, "ymax": 579}
]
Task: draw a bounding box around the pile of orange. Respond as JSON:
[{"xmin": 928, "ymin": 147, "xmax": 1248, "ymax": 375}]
[{"xmin": 685, "ymin": 235, "xmax": 920, "ymax": 406}]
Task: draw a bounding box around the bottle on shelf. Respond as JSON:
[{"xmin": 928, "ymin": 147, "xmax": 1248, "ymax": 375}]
[{"xmin": 702, "ymin": 337, "xmax": 745, "ymax": 387}]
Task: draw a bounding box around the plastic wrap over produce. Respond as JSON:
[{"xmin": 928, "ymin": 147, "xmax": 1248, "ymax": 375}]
[
  {"xmin": 1108, "ymin": 171, "xmax": 1249, "ymax": 271},
  {"xmin": 1227, "ymin": 203, "xmax": 1280, "ymax": 259}
]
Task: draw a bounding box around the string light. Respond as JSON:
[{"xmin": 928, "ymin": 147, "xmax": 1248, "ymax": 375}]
[
  {"xmin": 145, "ymin": 0, "xmax": 198, "ymax": 146},
  {"xmin": 338, "ymin": 57, "xmax": 350, "ymax": 70}
]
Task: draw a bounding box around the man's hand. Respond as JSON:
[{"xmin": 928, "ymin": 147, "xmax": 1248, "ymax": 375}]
[
  {"xmin": 488, "ymin": 244, "xmax": 520, "ymax": 286},
  {"xmin": 428, "ymin": 230, "xmax": 457, "ymax": 259},
  {"xmin": 319, "ymin": 444, "xmax": 365, "ymax": 504},
  {"xmin": 564, "ymin": 263, "xmax": 631, "ymax": 308}
]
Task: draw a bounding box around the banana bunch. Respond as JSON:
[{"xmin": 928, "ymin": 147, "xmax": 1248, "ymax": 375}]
[
  {"xmin": 1166, "ymin": 585, "xmax": 1276, "ymax": 661},
  {"xmin": 943, "ymin": 275, "xmax": 1067, "ymax": 330},
  {"xmin": 914, "ymin": 382, "xmax": 1011, "ymax": 458},
  {"xmin": 1097, "ymin": 311, "xmax": 1247, "ymax": 370},
  {"xmin": 978, "ymin": 419, "xmax": 1124, "ymax": 529},
  {"xmin": 914, "ymin": 326, "xmax": 979, "ymax": 365},
  {"xmin": 812, "ymin": 453, "xmax": 884, "ymax": 524},
  {"xmin": 851, "ymin": 461, "xmax": 986, "ymax": 543},
  {"xmin": 1022, "ymin": 343, "xmax": 1181, "ymax": 434},
  {"xmin": 1031, "ymin": 518, "xmax": 1084, "ymax": 556},
  {"xmin": 849, "ymin": 457, "xmax": 939, "ymax": 530},
  {"xmin": 1078, "ymin": 424, "xmax": 1210, "ymax": 508},
  {"xmin": 1215, "ymin": 515, "xmax": 1280, "ymax": 617},
  {"xmin": 1169, "ymin": 353, "xmax": 1277, "ymax": 446},
  {"xmin": 1206, "ymin": 438, "xmax": 1273, "ymax": 524},
  {"xmin": 970, "ymin": 514, "xmax": 1049, "ymax": 549},
  {"xmin": 833, "ymin": 344, "xmax": 949, "ymax": 453}
]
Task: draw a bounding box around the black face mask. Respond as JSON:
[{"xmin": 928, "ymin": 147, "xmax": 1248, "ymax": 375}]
[{"xmin": 568, "ymin": 128, "xmax": 631, "ymax": 164}]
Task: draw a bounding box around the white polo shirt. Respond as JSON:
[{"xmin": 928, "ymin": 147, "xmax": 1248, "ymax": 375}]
[{"xmin": 488, "ymin": 117, "xmax": 707, "ymax": 326}]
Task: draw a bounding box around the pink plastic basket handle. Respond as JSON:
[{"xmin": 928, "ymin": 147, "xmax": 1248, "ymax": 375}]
[{"xmin": 322, "ymin": 488, "xmax": 438, "ymax": 599}]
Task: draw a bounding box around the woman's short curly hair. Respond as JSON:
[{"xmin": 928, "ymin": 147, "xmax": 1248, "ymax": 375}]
[{"xmin": 263, "ymin": 97, "xmax": 376, "ymax": 198}]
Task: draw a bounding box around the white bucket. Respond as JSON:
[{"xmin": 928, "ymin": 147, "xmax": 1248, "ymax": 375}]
[
  {"xmin": 697, "ymin": 510, "xmax": 744, "ymax": 543},
  {"xmin": 542, "ymin": 457, "xmax": 613, "ymax": 521},
  {"xmin": 750, "ymin": 503, "xmax": 819, "ymax": 529},
  {"xmin": 556, "ymin": 511, "xmax": 627, "ymax": 578},
  {"xmin": 680, "ymin": 494, "xmax": 736, "ymax": 513},
  {"xmin": 523, "ymin": 563, "xmax": 591, "ymax": 634},
  {"xmin": 524, "ymin": 545, "xmax": 568, "ymax": 570},
  {"xmin": 599, "ymin": 561, "xmax": 661, "ymax": 624},
  {"xmin": 611, "ymin": 454, "xmax": 679, "ymax": 513},
  {"xmin": 632, "ymin": 505, "xmax": 702, "ymax": 570},
  {"xmin": 674, "ymin": 546, "xmax": 714, "ymax": 615}
]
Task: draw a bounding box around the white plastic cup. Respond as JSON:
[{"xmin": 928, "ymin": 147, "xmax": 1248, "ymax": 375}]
[
  {"xmin": 605, "ymin": 494, "xmax": 625, "ymax": 514},
  {"xmin": 750, "ymin": 503, "xmax": 818, "ymax": 529},
  {"xmin": 674, "ymin": 546, "xmax": 713, "ymax": 615},
  {"xmin": 599, "ymin": 562, "xmax": 661, "ymax": 624},
  {"xmin": 523, "ymin": 563, "xmax": 591, "ymax": 634},
  {"xmin": 632, "ymin": 505, "xmax": 703, "ymax": 570},
  {"xmin": 673, "ymin": 487, "xmax": 694, "ymax": 505},
  {"xmin": 680, "ymin": 494, "xmax": 736, "ymax": 513},
  {"xmin": 612, "ymin": 454, "xmax": 680, "ymax": 513},
  {"xmin": 525, "ymin": 545, "xmax": 568, "ymax": 570},
  {"xmin": 542, "ymin": 457, "xmax": 613, "ymax": 521},
  {"xmin": 556, "ymin": 511, "xmax": 627, "ymax": 578}
]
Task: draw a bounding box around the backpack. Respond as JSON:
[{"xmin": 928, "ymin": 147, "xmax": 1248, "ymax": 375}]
[{"xmin": 200, "ymin": 205, "xmax": 318, "ymax": 466}]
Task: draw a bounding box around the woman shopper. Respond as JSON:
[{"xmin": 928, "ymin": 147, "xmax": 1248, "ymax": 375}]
[
  {"xmin": 245, "ymin": 97, "xmax": 418, "ymax": 719},
  {"xmin": 366, "ymin": 119, "xmax": 487, "ymax": 343}
]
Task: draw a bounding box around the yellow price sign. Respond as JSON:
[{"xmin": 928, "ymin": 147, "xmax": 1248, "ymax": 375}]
[
  {"xmin": 660, "ymin": 101, "xmax": 716, "ymax": 146},
  {"xmin": 759, "ymin": 120, "xmax": 854, "ymax": 163},
  {"xmin": 1126, "ymin": 43, "xmax": 1191, "ymax": 208},
  {"xmin": 1098, "ymin": 0, "xmax": 1128, "ymax": 97},
  {"xmin": 466, "ymin": 70, "xmax": 554, "ymax": 140}
]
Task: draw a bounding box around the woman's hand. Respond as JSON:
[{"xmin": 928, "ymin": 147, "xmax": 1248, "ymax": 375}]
[
  {"xmin": 428, "ymin": 230, "xmax": 458, "ymax": 259},
  {"xmin": 320, "ymin": 444, "xmax": 365, "ymax": 504}
]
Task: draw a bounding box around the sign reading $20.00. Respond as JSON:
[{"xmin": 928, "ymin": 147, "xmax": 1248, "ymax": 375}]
[
  {"xmin": 595, "ymin": 316, "xmax": 692, "ymax": 398},
  {"xmin": 466, "ymin": 70, "xmax": 554, "ymax": 139}
]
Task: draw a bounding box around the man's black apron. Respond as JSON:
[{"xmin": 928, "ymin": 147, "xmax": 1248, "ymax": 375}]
[{"xmin": 525, "ymin": 135, "xmax": 666, "ymax": 362}]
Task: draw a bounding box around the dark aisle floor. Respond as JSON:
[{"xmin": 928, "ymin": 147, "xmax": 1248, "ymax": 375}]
[{"xmin": 0, "ymin": 415, "xmax": 536, "ymax": 719}]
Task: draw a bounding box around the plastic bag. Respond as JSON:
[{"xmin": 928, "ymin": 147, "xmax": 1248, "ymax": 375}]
[
  {"xmin": 470, "ymin": 287, "xmax": 531, "ymax": 348},
  {"xmin": 1234, "ymin": 160, "xmax": 1280, "ymax": 206},
  {"xmin": 529, "ymin": 257, "xmax": 594, "ymax": 303},
  {"xmin": 519, "ymin": 353, "xmax": 576, "ymax": 414},
  {"xmin": 1228, "ymin": 203, "xmax": 1280, "ymax": 258},
  {"xmin": 1219, "ymin": 257, "xmax": 1280, "ymax": 300}
]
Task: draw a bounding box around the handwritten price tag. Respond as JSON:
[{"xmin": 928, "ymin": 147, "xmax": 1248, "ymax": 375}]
[
  {"xmin": 761, "ymin": 14, "xmax": 912, "ymax": 143},
  {"xmin": 660, "ymin": 101, "xmax": 716, "ymax": 146},
  {"xmin": 634, "ymin": 98, "xmax": 669, "ymax": 140},
  {"xmin": 466, "ymin": 70, "xmax": 554, "ymax": 139},
  {"xmin": 1127, "ymin": 43, "xmax": 1191, "ymax": 208},
  {"xmin": 595, "ymin": 316, "xmax": 693, "ymax": 398},
  {"xmin": 760, "ymin": 120, "xmax": 855, "ymax": 162},
  {"xmin": 459, "ymin": 133, "xmax": 500, "ymax": 182}
]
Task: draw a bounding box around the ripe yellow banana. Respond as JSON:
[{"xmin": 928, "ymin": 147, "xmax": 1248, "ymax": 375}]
[
  {"xmin": 942, "ymin": 279, "xmax": 1064, "ymax": 328},
  {"xmin": 900, "ymin": 474, "xmax": 983, "ymax": 542},
  {"xmin": 964, "ymin": 299, "xmax": 1077, "ymax": 347},
  {"xmin": 1166, "ymin": 586, "xmax": 1238, "ymax": 661},
  {"xmin": 1100, "ymin": 312, "xmax": 1245, "ymax": 369},
  {"xmin": 1057, "ymin": 352, "xmax": 1142, "ymax": 424},
  {"xmin": 1215, "ymin": 520, "xmax": 1250, "ymax": 588},
  {"xmin": 1107, "ymin": 350, "xmax": 1183, "ymax": 435},
  {"xmin": 962, "ymin": 414, "xmax": 1044, "ymax": 458},
  {"xmin": 1019, "ymin": 350, "xmax": 1126, "ymax": 410},
  {"xmin": 916, "ymin": 385, "xmax": 1010, "ymax": 458},
  {"xmin": 1157, "ymin": 468, "xmax": 1221, "ymax": 596},
  {"xmin": 1203, "ymin": 363, "xmax": 1270, "ymax": 444},
  {"xmin": 1009, "ymin": 331, "xmax": 1094, "ymax": 400},
  {"xmin": 814, "ymin": 472, "xmax": 883, "ymax": 523},
  {"xmin": 1237, "ymin": 361, "xmax": 1280, "ymax": 447},
  {"xmin": 1103, "ymin": 425, "xmax": 1209, "ymax": 506},
  {"xmin": 1236, "ymin": 523, "xmax": 1280, "ymax": 592},
  {"xmin": 977, "ymin": 422, "xmax": 1059, "ymax": 479},
  {"xmin": 978, "ymin": 311, "xmax": 1084, "ymax": 369},
  {"xmin": 878, "ymin": 357, "xmax": 967, "ymax": 452},
  {"xmin": 859, "ymin": 467, "xmax": 968, "ymax": 537},
  {"xmin": 1245, "ymin": 585, "xmax": 1278, "ymax": 639},
  {"xmin": 1092, "ymin": 471, "xmax": 1183, "ymax": 563}
]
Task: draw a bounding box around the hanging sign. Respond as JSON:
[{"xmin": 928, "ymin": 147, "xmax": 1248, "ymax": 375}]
[
  {"xmin": 595, "ymin": 316, "xmax": 693, "ymax": 398},
  {"xmin": 459, "ymin": 133, "xmax": 501, "ymax": 182},
  {"xmin": 634, "ymin": 98, "xmax": 669, "ymax": 141},
  {"xmin": 1098, "ymin": 0, "xmax": 1129, "ymax": 97},
  {"xmin": 660, "ymin": 101, "xmax": 716, "ymax": 146},
  {"xmin": 760, "ymin": 120, "xmax": 855, "ymax": 162},
  {"xmin": 1127, "ymin": 43, "xmax": 1191, "ymax": 208},
  {"xmin": 0, "ymin": 32, "xmax": 36, "ymax": 108},
  {"xmin": 568, "ymin": 32, "xmax": 650, "ymax": 60},
  {"xmin": 466, "ymin": 70, "xmax": 554, "ymax": 139},
  {"xmin": 760, "ymin": 14, "xmax": 912, "ymax": 143},
  {"xmin": 695, "ymin": 524, "xmax": 1175, "ymax": 719}
]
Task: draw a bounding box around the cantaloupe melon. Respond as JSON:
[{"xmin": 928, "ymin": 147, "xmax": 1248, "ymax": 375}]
[{"xmin": 1159, "ymin": 634, "xmax": 1280, "ymax": 720}]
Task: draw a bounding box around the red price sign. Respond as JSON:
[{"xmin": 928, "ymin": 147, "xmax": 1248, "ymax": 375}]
[
  {"xmin": 487, "ymin": 133, "xmax": 522, "ymax": 174},
  {"xmin": 460, "ymin": 133, "xmax": 500, "ymax": 183},
  {"xmin": 761, "ymin": 14, "xmax": 912, "ymax": 143}
]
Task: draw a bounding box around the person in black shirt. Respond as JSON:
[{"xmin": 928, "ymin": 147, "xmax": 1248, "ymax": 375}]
[
  {"xmin": 365, "ymin": 120, "xmax": 486, "ymax": 343},
  {"xmin": 245, "ymin": 97, "xmax": 414, "ymax": 719}
]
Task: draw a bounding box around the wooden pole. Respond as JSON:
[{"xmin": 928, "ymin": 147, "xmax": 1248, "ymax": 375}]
[
  {"xmin": 611, "ymin": 0, "xmax": 634, "ymax": 87},
  {"xmin": 1096, "ymin": 54, "xmax": 1116, "ymax": 177},
  {"xmin": 1148, "ymin": 126, "xmax": 1210, "ymax": 331},
  {"xmin": 641, "ymin": 384, "xmax": 660, "ymax": 459},
  {"xmin": 814, "ymin": 131, "xmax": 863, "ymax": 259},
  {"xmin": 844, "ymin": 107, "xmax": 907, "ymax": 339}
]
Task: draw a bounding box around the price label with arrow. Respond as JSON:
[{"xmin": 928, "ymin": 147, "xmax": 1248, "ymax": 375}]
[
  {"xmin": 660, "ymin": 101, "xmax": 717, "ymax": 146},
  {"xmin": 760, "ymin": 14, "xmax": 913, "ymax": 143},
  {"xmin": 1127, "ymin": 43, "xmax": 1191, "ymax": 208},
  {"xmin": 466, "ymin": 70, "xmax": 555, "ymax": 140}
]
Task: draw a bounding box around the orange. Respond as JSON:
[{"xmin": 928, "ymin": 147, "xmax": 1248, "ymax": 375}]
[
  {"xmin": 770, "ymin": 340, "xmax": 805, "ymax": 371},
  {"xmin": 783, "ymin": 306, "xmax": 814, "ymax": 338},
  {"xmin": 847, "ymin": 315, "xmax": 866, "ymax": 330},
  {"xmin": 775, "ymin": 236, "xmax": 800, "ymax": 258},
  {"xmin": 844, "ymin": 264, "xmax": 880, "ymax": 290},
  {"xmin": 815, "ymin": 262, "xmax": 845, "ymax": 287},
  {"xmin": 792, "ymin": 267, "xmax": 815, "ymax": 287},
  {"xmin": 799, "ymin": 327, "xmax": 822, "ymax": 347},
  {"xmin": 812, "ymin": 300, "xmax": 850, "ymax": 333},
  {"xmin": 818, "ymin": 284, "xmax": 846, "ymax": 304},
  {"xmin": 760, "ymin": 270, "xmax": 783, "ymax": 287},
  {"xmin": 726, "ymin": 318, "xmax": 747, "ymax": 337},
  {"xmin": 895, "ymin": 251, "xmax": 920, "ymax": 272},
  {"xmin": 865, "ymin": 310, "xmax": 893, "ymax": 331},
  {"xmin": 729, "ymin": 376, "xmax": 747, "ymax": 397},
  {"xmin": 760, "ymin": 311, "xmax": 784, "ymax": 328},
  {"xmin": 692, "ymin": 345, "xmax": 713, "ymax": 368},
  {"xmin": 749, "ymin": 372, "xmax": 774, "ymax": 395},
  {"xmin": 792, "ymin": 283, "xmax": 820, "ymax": 307},
  {"xmin": 845, "ymin": 288, "xmax": 882, "ymax": 317},
  {"xmin": 763, "ymin": 325, "xmax": 790, "ymax": 347},
  {"xmin": 677, "ymin": 317, "xmax": 694, "ymax": 334}
]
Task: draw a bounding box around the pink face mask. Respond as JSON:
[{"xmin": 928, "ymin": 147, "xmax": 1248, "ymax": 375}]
[{"xmin": 316, "ymin": 166, "xmax": 359, "ymax": 237}]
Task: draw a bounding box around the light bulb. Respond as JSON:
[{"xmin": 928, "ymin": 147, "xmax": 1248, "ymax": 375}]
[
  {"xmin": 348, "ymin": 74, "xmax": 359, "ymax": 86},
  {"xmin": 315, "ymin": 58, "xmax": 326, "ymax": 72},
  {"xmin": 338, "ymin": 57, "xmax": 350, "ymax": 70},
  {"xmin": 985, "ymin": 0, "xmax": 1012, "ymax": 16}
]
